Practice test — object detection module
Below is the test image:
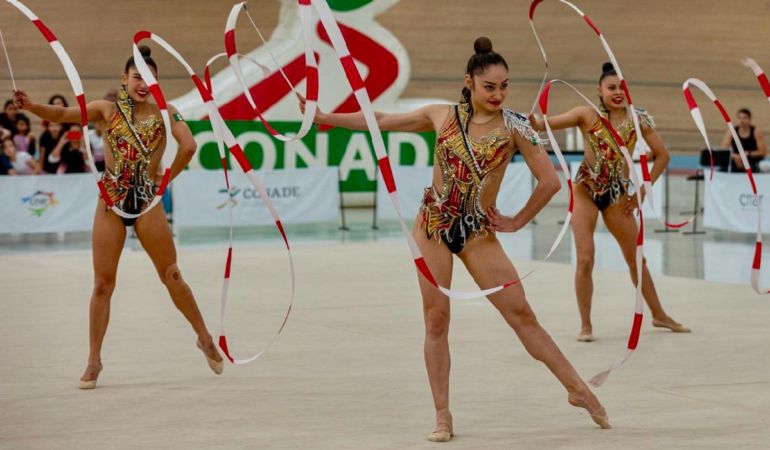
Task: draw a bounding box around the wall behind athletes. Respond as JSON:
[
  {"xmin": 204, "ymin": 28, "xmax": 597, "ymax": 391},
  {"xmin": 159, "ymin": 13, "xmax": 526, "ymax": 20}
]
[{"xmin": 3, "ymin": 0, "xmax": 770, "ymax": 153}]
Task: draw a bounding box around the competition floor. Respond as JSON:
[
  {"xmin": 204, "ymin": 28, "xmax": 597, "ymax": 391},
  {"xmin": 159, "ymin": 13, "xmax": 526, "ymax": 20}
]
[{"xmin": 2, "ymin": 182, "xmax": 770, "ymax": 449}]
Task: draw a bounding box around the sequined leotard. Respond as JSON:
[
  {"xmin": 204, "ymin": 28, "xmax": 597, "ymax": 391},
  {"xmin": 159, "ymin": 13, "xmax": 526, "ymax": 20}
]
[
  {"xmin": 100, "ymin": 87, "xmax": 165, "ymax": 225},
  {"xmin": 575, "ymin": 105, "xmax": 654, "ymax": 210},
  {"xmin": 420, "ymin": 103, "xmax": 541, "ymax": 253}
]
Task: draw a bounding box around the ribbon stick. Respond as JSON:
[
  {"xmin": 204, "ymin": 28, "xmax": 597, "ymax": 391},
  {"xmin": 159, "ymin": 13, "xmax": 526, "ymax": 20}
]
[
  {"xmin": 529, "ymin": 0, "xmax": 695, "ymax": 230},
  {"xmin": 132, "ymin": 30, "xmax": 295, "ymax": 365},
  {"xmin": 683, "ymin": 76, "xmax": 768, "ymax": 295},
  {"xmin": 225, "ymin": 1, "xmax": 317, "ymax": 142},
  {"xmin": 0, "ymin": 28, "xmax": 17, "ymax": 91}
]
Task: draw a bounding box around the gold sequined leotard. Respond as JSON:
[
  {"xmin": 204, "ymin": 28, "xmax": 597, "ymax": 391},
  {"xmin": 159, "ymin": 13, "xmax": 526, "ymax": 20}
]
[
  {"xmin": 575, "ymin": 105, "xmax": 654, "ymax": 210},
  {"xmin": 100, "ymin": 86, "xmax": 165, "ymax": 225},
  {"xmin": 420, "ymin": 103, "xmax": 541, "ymax": 253}
]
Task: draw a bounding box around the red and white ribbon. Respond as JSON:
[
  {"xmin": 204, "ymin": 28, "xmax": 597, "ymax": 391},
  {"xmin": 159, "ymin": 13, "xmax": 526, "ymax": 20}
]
[
  {"xmin": 132, "ymin": 31, "xmax": 295, "ymax": 365},
  {"xmin": 204, "ymin": 52, "xmax": 271, "ymax": 96},
  {"xmin": 5, "ymin": 0, "xmax": 168, "ymax": 220},
  {"xmin": 225, "ymin": 1, "xmax": 317, "ymax": 142},
  {"xmin": 245, "ymin": 0, "xmax": 573, "ymax": 299},
  {"xmin": 529, "ymin": 0, "xmax": 657, "ymax": 386},
  {"xmin": 683, "ymin": 75, "xmax": 768, "ymax": 294},
  {"xmin": 529, "ymin": 0, "xmax": 693, "ymax": 231}
]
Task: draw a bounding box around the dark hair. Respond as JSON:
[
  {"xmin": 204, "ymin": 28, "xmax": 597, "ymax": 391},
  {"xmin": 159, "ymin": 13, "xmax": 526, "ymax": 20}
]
[
  {"xmin": 737, "ymin": 108, "xmax": 752, "ymax": 119},
  {"xmin": 48, "ymin": 94, "xmax": 69, "ymax": 107},
  {"xmin": 124, "ymin": 45, "xmax": 157, "ymax": 74},
  {"xmin": 599, "ymin": 62, "xmax": 617, "ymax": 83},
  {"xmin": 15, "ymin": 116, "xmax": 30, "ymax": 126},
  {"xmin": 4, "ymin": 99, "xmax": 13, "ymax": 109},
  {"xmin": 460, "ymin": 37, "xmax": 508, "ymax": 105}
]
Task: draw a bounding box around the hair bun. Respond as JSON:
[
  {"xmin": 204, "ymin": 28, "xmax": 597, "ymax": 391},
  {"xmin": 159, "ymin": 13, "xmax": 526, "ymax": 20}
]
[
  {"xmin": 138, "ymin": 45, "xmax": 152, "ymax": 58},
  {"xmin": 474, "ymin": 37, "xmax": 493, "ymax": 55},
  {"xmin": 601, "ymin": 62, "xmax": 614, "ymax": 73}
]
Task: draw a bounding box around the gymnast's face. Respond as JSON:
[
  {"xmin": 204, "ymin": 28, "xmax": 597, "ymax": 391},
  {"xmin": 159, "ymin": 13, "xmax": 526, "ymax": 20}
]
[
  {"xmin": 598, "ymin": 75, "xmax": 626, "ymax": 111},
  {"xmin": 121, "ymin": 66, "xmax": 157, "ymax": 105},
  {"xmin": 466, "ymin": 64, "xmax": 509, "ymax": 113}
]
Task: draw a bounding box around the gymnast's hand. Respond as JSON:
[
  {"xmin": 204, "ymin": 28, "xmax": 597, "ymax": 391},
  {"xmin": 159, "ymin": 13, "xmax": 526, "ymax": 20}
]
[
  {"xmin": 12, "ymin": 90, "xmax": 31, "ymax": 110},
  {"xmin": 623, "ymin": 188, "xmax": 646, "ymax": 217},
  {"xmin": 486, "ymin": 205, "xmax": 523, "ymax": 233},
  {"xmin": 297, "ymin": 93, "xmax": 325, "ymax": 125}
]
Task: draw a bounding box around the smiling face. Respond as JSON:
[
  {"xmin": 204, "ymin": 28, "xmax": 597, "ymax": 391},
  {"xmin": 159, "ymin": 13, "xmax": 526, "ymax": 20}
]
[
  {"xmin": 598, "ymin": 74, "xmax": 627, "ymax": 111},
  {"xmin": 121, "ymin": 66, "xmax": 157, "ymax": 104},
  {"xmin": 2, "ymin": 138, "xmax": 15, "ymax": 157},
  {"xmin": 465, "ymin": 64, "xmax": 509, "ymax": 114}
]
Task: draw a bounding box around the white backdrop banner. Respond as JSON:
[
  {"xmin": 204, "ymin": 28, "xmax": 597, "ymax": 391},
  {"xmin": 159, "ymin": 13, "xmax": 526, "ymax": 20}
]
[
  {"xmin": 376, "ymin": 162, "xmax": 533, "ymax": 222},
  {"xmin": 569, "ymin": 161, "xmax": 663, "ymax": 218},
  {"xmin": 173, "ymin": 168, "xmax": 339, "ymax": 227},
  {"xmin": 704, "ymin": 172, "xmax": 770, "ymax": 233},
  {"xmin": 0, "ymin": 174, "xmax": 97, "ymax": 233}
]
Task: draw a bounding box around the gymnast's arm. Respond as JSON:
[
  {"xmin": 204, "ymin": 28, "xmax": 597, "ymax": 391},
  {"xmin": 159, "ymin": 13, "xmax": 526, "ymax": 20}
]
[
  {"xmin": 528, "ymin": 106, "xmax": 592, "ymax": 133},
  {"xmin": 166, "ymin": 104, "xmax": 196, "ymax": 181},
  {"xmin": 299, "ymin": 95, "xmax": 446, "ymax": 133},
  {"xmin": 13, "ymin": 90, "xmax": 111, "ymax": 124},
  {"xmin": 487, "ymin": 136, "xmax": 560, "ymax": 232}
]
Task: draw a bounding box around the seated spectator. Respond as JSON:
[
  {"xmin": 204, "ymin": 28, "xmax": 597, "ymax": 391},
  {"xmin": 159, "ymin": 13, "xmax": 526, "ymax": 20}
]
[
  {"xmin": 0, "ymin": 140, "xmax": 13, "ymax": 175},
  {"xmin": 38, "ymin": 121, "xmax": 65, "ymax": 174},
  {"xmin": 721, "ymin": 108, "xmax": 767, "ymax": 173},
  {"xmin": 48, "ymin": 94, "xmax": 69, "ymax": 108},
  {"xmin": 0, "ymin": 99, "xmax": 29, "ymax": 135},
  {"xmin": 13, "ymin": 116, "xmax": 36, "ymax": 156},
  {"xmin": 88, "ymin": 121, "xmax": 106, "ymax": 172},
  {"xmin": 2, "ymin": 136, "xmax": 35, "ymax": 175},
  {"xmin": 47, "ymin": 124, "xmax": 86, "ymax": 174}
]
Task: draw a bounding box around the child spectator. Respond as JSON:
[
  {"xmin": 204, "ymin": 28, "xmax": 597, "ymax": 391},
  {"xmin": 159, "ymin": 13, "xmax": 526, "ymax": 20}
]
[
  {"xmin": 13, "ymin": 116, "xmax": 36, "ymax": 156},
  {"xmin": 2, "ymin": 136, "xmax": 35, "ymax": 175}
]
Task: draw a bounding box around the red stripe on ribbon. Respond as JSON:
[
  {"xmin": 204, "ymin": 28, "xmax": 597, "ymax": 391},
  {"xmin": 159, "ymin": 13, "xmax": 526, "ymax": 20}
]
[
  {"xmin": 148, "ymin": 84, "xmax": 167, "ymax": 110},
  {"xmin": 97, "ymin": 181, "xmax": 113, "ymax": 207},
  {"xmin": 620, "ymin": 79, "xmax": 633, "ymax": 104},
  {"xmin": 757, "ymin": 73, "xmax": 770, "ymax": 98},
  {"xmin": 567, "ymin": 179, "xmax": 574, "ymax": 212},
  {"xmin": 224, "ymin": 247, "xmax": 233, "ymax": 278},
  {"xmin": 218, "ymin": 335, "xmax": 235, "ymax": 363},
  {"xmin": 32, "ymin": 19, "xmax": 57, "ymax": 43},
  {"xmin": 636, "ymin": 212, "xmax": 644, "ymax": 245},
  {"xmin": 204, "ymin": 66, "xmax": 213, "ymax": 93},
  {"xmin": 133, "ymin": 31, "xmax": 151, "ymax": 44},
  {"xmin": 76, "ymin": 94, "xmax": 88, "ymax": 126},
  {"xmin": 276, "ymin": 220, "xmax": 290, "ymax": 249},
  {"xmin": 529, "ymin": 0, "xmax": 543, "ymax": 20},
  {"xmin": 753, "ymin": 241, "xmax": 762, "ymax": 270},
  {"xmin": 713, "ymin": 100, "xmax": 731, "ymax": 123},
  {"xmin": 627, "ymin": 313, "xmax": 644, "ymax": 350},
  {"xmin": 377, "ymin": 157, "xmax": 397, "ymax": 194},
  {"xmin": 225, "ymin": 29, "xmax": 236, "ymax": 57},
  {"xmin": 156, "ymin": 169, "xmax": 171, "ymax": 196},
  {"xmin": 299, "ymin": 0, "xmax": 311, "ymax": 5},
  {"xmin": 340, "ymin": 55, "xmax": 365, "ymax": 91},
  {"xmin": 191, "ymin": 74, "xmax": 213, "ymax": 102},
  {"xmin": 230, "ymin": 144, "xmax": 253, "ymax": 172},
  {"xmin": 683, "ymin": 88, "xmax": 698, "ymax": 110},
  {"xmin": 746, "ymin": 168, "xmax": 758, "ymax": 194},
  {"xmin": 414, "ymin": 257, "xmax": 438, "ymax": 287},
  {"xmin": 582, "ymin": 15, "xmax": 601, "ymax": 36},
  {"xmin": 639, "ymin": 154, "xmax": 651, "ymax": 181},
  {"xmin": 306, "ymin": 66, "xmax": 319, "ymax": 102},
  {"xmin": 539, "ymin": 82, "xmax": 551, "ymax": 114}
]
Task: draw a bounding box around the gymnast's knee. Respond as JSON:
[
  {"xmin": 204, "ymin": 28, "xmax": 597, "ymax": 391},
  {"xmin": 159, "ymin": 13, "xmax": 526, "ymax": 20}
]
[{"xmin": 161, "ymin": 263, "xmax": 187, "ymax": 289}]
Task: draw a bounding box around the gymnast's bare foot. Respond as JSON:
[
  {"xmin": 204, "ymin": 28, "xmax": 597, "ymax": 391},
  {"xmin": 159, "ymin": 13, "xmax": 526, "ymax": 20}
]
[
  {"xmin": 652, "ymin": 316, "xmax": 691, "ymax": 333},
  {"xmin": 568, "ymin": 387, "xmax": 611, "ymax": 429},
  {"xmin": 79, "ymin": 360, "xmax": 102, "ymax": 389}
]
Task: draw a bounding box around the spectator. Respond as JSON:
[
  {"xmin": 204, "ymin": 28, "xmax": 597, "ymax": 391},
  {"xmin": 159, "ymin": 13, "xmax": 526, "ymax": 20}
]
[
  {"xmin": 721, "ymin": 108, "xmax": 767, "ymax": 173},
  {"xmin": 38, "ymin": 121, "xmax": 65, "ymax": 174},
  {"xmin": 87, "ymin": 120, "xmax": 106, "ymax": 172},
  {"xmin": 48, "ymin": 94, "xmax": 69, "ymax": 108},
  {"xmin": 2, "ymin": 136, "xmax": 35, "ymax": 175},
  {"xmin": 48, "ymin": 124, "xmax": 87, "ymax": 174},
  {"xmin": 0, "ymin": 139, "xmax": 14, "ymax": 175},
  {"xmin": 13, "ymin": 116, "xmax": 36, "ymax": 156},
  {"xmin": 0, "ymin": 99, "xmax": 29, "ymax": 135}
]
